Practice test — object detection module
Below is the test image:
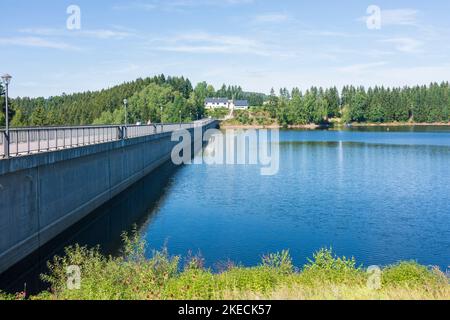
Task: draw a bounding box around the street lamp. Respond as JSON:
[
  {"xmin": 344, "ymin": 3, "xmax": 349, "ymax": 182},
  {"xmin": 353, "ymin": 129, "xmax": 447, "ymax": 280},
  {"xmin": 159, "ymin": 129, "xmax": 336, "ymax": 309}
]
[
  {"xmin": 123, "ymin": 98, "xmax": 128, "ymax": 138},
  {"xmin": 2, "ymin": 74, "xmax": 12, "ymax": 158},
  {"xmin": 179, "ymin": 110, "xmax": 182, "ymax": 128}
]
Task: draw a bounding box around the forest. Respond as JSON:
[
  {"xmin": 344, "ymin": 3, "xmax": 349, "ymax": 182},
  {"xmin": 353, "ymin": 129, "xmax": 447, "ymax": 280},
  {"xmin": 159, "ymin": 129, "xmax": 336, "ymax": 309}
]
[
  {"xmin": 0, "ymin": 74, "xmax": 449, "ymax": 127},
  {"xmin": 266, "ymin": 83, "xmax": 450, "ymax": 126},
  {"xmin": 0, "ymin": 75, "xmax": 265, "ymax": 127}
]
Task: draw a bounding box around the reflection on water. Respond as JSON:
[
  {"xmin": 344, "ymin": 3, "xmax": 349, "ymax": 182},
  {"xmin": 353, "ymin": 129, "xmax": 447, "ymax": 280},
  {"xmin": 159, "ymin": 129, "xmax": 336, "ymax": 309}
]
[
  {"xmin": 0, "ymin": 161, "xmax": 180, "ymax": 294},
  {"xmin": 335, "ymin": 125, "xmax": 450, "ymax": 133}
]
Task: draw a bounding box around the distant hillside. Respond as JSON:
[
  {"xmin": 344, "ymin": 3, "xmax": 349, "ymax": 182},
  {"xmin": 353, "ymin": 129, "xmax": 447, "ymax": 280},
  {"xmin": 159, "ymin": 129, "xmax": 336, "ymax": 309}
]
[{"xmin": 4, "ymin": 75, "xmax": 267, "ymax": 127}]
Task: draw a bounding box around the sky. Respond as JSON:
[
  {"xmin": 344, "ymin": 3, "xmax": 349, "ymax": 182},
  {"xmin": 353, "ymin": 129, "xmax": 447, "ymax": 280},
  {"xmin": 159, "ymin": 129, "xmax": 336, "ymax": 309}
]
[{"xmin": 1, "ymin": 0, "xmax": 450, "ymax": 97}]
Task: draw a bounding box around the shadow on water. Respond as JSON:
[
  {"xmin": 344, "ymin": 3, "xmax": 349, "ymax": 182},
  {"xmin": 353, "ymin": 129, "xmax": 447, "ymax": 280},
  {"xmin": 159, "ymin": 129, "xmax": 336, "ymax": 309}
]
[{"xmin": 0, "ymin": 160, "xmax": 180, "ymax": 295}]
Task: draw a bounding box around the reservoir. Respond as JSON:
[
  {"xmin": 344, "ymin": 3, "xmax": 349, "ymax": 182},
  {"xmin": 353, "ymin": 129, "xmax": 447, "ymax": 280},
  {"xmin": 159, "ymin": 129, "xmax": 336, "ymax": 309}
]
[
  {"xmin": 141, "ymin": 127, "xmax": 450, "ymax": 271},
  {"xmin": 1, "ymin": 126, "xmax": 449, "ymax": 293}
]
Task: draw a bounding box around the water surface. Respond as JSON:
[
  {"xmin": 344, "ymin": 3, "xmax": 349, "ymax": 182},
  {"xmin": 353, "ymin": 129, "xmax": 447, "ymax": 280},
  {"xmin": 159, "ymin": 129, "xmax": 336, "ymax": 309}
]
[{"xmin": 141, "ymin": 127, "xmax": 450, "ymax": 270}]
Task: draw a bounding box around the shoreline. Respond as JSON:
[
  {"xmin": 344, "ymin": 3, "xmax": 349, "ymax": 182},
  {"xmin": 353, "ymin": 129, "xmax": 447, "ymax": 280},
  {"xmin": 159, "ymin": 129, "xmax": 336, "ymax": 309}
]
[
  {"xmin": 219, "ymin": 124, "xmax": 327, "ymax": 130},
  {"xmin": 349, "ymin": 122, "xmax": 450, "ymax": 127},
  {"xmin": 219, "ymin": 122, "xmax": 450, "ymax": 130}
]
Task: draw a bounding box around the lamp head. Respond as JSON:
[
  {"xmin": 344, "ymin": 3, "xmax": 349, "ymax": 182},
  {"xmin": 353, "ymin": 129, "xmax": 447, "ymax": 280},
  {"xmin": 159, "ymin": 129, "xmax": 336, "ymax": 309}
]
[
  {"xmin": 123, "ymin": 99, "xmax": 128, "ymax": 105},
  {"xmin": 1, "ymin": 74, "xmax": 12, "ymax": 85}
]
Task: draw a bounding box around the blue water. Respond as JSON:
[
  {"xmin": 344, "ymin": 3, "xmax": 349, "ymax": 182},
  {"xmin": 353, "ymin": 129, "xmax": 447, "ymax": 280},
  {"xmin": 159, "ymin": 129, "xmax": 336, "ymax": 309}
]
[{"xmin": 141, "ymin": 128, "xmax": 450, "ymax": 270}]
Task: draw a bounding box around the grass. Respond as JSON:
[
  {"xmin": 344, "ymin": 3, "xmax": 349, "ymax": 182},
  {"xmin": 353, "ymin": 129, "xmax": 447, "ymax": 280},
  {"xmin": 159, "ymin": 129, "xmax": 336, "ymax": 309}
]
[
  {"xmin": 205, "ymin": 108, "xmax": 230, "ymax": 120},
  {"xmin": 221, "ymin": 109, "xmax": 277, "ymax": 127},
  {"xmin": 1, "ymin": 232, "xmax": 448, "ymax": 300}
]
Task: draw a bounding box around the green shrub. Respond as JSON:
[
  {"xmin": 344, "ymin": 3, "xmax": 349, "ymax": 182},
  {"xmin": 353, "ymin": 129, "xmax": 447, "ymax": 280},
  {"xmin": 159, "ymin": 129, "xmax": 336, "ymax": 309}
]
[
  {"xmin": 220, "ymin": 267, "xmax": 284, "ymax": 294},
  {"xmin": 206, "ymin": 108, "xmax": 229, "ymax": 119},
  {"xmin": 299, "ymin": 248, "xmax": 365, "ymax": 285},
  {"xmin": 26, "ymin": 236, "xmax": 448, "ymax": 300},
  {"xmin": 382, "ymin": 262, "xmax": 447, "ymax": 287},
  {"xmin": 163, "ymin": 270, "xmax": 218, "ymax": 299},
  {"xmin": 261, "ymin": 250, "xmax": 294, "ymax": 275},
  {"xmin": 0, "ymin": 292, "xmax": 21, "ymax": 300}
]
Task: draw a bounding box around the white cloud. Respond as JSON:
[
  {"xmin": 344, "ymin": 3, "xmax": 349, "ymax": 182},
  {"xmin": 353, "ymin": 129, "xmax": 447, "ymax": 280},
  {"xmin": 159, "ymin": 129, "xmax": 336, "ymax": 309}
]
[
  {"xmin": 253, "ymin": 13, "xmax": 289, "ymax": 24},
  {"xmin": 334, "ymin": 64, "xmax": 450, "ymax": 89},
  {"xmin": 381, "ymin": 9, "xmax": 419, "ymax": 26},
  {"xmin": 301, "ymin": 30, "xmax": 354, "ymax": 38},
  {"xmin": 381, "ymin": 37, "xmax": 423, "ymax": 53},
  {"xmin": 152, "ymin": 31, "xmax": 276, "ymax": 56},
  {"xmin": 0, "ymin": 37, "xmax": 80, "ymax": 51},
  {"xmin": 113, "ymin": 0, "xmax": 254, "ymax": 12},
  {"xmin": 19, "ymin": 28, "xmax": 134, "ymax": 40},
  {"xmin": 80, "ymin": 29, "xmax": 133, "ymax": 40},
  {"xmin": 336, "ymin": 62, "xmax": 388, "ymax": 74},
  {"xmin": 358, "ymin": 8, "xmax": 419, "ymax": 27}
]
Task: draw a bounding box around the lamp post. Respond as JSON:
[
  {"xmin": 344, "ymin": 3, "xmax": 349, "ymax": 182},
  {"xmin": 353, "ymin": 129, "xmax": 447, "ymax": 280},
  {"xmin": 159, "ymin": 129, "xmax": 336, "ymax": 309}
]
[
  {"xmin": 179, "ymin": 110, "xmax": 182, "ymax": 128},
  {"xmin": 123, "ymin": 98, "xmax": 128, "ymax": 138},
  {"xmin": 160, "ymin": 106, "xmax": 164, "ymax": 132},
  {"xmin": 2, "ymin": 74, "xmax": 12, "ymax": 158}
]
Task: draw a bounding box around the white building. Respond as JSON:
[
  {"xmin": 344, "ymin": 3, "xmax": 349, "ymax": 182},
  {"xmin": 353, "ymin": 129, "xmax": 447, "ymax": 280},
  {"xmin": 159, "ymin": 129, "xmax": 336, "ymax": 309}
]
[
  {"xmin": 205, "ymin": 98, "xmax": 249, "ymax": 110},
  {"xmin": 232, "ymin": 100, "xmax": 249, "ymax": 110},
  {"xmin": 205, "ymin": 98, "xmax": 230, "ymax": 109}
]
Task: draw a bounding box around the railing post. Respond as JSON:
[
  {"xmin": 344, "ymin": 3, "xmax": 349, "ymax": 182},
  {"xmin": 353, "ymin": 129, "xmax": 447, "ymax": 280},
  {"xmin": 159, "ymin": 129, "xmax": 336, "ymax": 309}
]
[
  {"xmin": 3, "ymin": 131, "xmax": 10, "ymax": 158},
  {"xmin": 27, "ymin": 130, "xmax": 31, "ymax": 154},
  {"xmin": 15, "ymin": 131, "xmax": 18, "ymax": 157}
]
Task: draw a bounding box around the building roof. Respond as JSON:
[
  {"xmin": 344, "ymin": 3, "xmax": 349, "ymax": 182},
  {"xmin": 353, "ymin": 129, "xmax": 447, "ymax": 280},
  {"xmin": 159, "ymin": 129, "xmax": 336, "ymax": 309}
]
[
  {"xmin": 205, "ymin": 98, "xmax": 229, "ymax": 104},
  {"xmin": 234, "ymin": 100, "xmax": 249, "ymax": 106}
]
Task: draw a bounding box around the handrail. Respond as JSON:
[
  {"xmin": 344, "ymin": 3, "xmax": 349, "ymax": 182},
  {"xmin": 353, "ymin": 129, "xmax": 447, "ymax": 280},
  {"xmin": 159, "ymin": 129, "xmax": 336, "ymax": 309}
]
[
  {"xmin": 0, "ymin": 119, "xmax": 214, "ymax": 159},
  {"xmin": 0, "ymin": 122, "xmax": 204, "ymax": 132}
]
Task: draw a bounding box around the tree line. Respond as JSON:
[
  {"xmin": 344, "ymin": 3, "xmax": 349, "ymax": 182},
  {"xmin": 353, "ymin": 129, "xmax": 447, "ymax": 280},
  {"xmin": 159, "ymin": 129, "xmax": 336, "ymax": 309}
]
[
  {"xmin": 1, "ymin": 75, "xmax": 449, "ymax": 127},
  {"xmin": 1, "ymin": 75, "xmax": 266, "ymax": 127},
  {"xmin": 265, "ymin": 82, "xmax": 450, "ymax": 126}
]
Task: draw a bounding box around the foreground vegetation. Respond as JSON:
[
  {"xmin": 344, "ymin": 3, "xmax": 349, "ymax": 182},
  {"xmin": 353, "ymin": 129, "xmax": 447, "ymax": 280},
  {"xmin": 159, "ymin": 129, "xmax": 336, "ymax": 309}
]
[{"xmin": 1, "ymin": 233, "xmax": 448, "ymax": 300}]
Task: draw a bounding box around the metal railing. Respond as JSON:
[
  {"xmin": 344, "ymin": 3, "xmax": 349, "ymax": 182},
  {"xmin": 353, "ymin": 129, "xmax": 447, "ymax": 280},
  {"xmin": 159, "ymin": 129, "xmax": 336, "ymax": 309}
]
[{"xmin": 0, "ymin": 119, "xmax": 213, "ymax": 159}]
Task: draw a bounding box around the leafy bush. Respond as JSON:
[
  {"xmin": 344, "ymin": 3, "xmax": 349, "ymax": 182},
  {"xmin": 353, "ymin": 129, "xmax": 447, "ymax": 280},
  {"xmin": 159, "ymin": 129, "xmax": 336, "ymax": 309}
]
[
  {"xmin": 10, "ymin": 237, "xmax": 445, "ymax": 301},
  {"xmin": 382, "ymin": 262, "xmax": 447, "ymax": 287},
  {"xmin": 261, "ymin": 250, "xmax": 294, "ymax": 275},
  {"xmin": 206, "ymin": 108, "xmax": 229, "ymax": 119},
  {"xmin": 299, "ymin": 248, "xmax": 365, "ymax": 285}
]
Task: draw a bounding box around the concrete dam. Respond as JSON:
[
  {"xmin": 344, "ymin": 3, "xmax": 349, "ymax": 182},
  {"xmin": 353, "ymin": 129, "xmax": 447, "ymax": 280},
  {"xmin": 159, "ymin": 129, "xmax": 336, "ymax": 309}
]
[{"xmin": 0, "ymin": 120, "xmax": 219, "ymax": 274}]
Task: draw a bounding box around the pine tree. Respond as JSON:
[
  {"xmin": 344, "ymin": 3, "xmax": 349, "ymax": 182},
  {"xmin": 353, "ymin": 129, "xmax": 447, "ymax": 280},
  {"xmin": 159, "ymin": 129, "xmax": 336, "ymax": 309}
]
[{"xmin": 30, "ymin": 105, "xmax": 47, "ymax": 126}]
